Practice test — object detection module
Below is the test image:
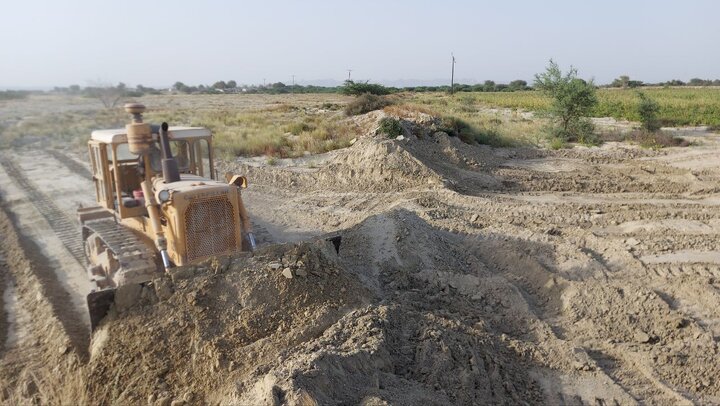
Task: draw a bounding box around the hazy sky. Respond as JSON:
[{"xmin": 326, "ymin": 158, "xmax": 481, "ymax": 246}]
[{"xmin": 1, "ymin": 0, "xmax": 718, "ymax": 88}]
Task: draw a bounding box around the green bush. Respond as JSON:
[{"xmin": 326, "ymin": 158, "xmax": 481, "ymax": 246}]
[
  {"xmin": 341, "ymin": 80, "xmax": 391, "ymax": 96},
  {"xmin": 344, "ymin": 94, "xmax": 392, "ymax": 116},
  {"xmin": 439, "ymin": 116, "xmax": 472, "ymax": 139},
  {"xmin": 378, "ymin": 117, "xmax": 403, "ymax": 138},
  {"xmin": 439, "ymin": 116, "xmax": 512, "ymax": 147},
  {"xmin": 637, "ymin": 92, "xmax": 661, "ymax": 132},
  {"xmin": 549, "ymin": 137, "xmax": 566, "ymax": 150},
  {"xmin": 534, "ymin": 60, "xmax": 598, "ymax": 143}
]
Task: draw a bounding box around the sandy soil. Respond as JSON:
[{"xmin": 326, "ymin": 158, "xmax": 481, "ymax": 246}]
[{"xmin": 1, "ymin": 106, "xmax": 719, "ymax": 404}]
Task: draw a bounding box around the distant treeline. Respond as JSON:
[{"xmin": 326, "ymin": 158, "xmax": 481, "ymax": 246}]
[
  {"xmin": 19, "ymin": 76, "xmax": 720, "ymax": 100},
  {"xmin": 602, "ymin": 76, "xmax": 720, "ymax": 89}
]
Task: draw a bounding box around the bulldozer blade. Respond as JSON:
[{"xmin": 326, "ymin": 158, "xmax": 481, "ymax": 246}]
[{"xmin": 87, "ymin": 289, "xmax": 116, "ymax": 331}]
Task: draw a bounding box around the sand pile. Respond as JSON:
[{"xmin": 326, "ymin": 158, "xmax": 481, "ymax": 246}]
[
  {"xmin": 85, "ymin": 239, "xmax": 367, "ymax": 404},
  {"xmin": 87, "ymin": 209, "xmax": 558, "ymax": 405}
]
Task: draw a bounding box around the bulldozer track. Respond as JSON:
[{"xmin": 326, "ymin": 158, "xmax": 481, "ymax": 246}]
[
  {"xmin": 44, "ymin": 149, "xmax": 93, "ymax": 180},
  {"xmin": 83, "ymin": 218, "xmax": 157, "ymax": 275},
  {"xmin": 0, "ymin": 158, "xmax": 86, "ymax": 268},
  {"xmin": 0, "ymin": 201, "xmax": 90, "ymax": 358}
]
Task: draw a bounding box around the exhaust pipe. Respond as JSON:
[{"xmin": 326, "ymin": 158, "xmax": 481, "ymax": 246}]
[{"xmin": 158, "ymin": 122, "xmax": 181, "ymax": 183}]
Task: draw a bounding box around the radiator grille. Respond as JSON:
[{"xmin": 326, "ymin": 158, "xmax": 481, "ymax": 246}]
[{"xmin": 184, "ymin": 195, "xmax": 237, "ymax": 262}]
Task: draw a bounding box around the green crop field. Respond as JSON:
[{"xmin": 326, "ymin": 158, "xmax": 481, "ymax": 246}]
[{"xmin": 411, "ymin": 88, "xmax": 720, "ymax": 127}]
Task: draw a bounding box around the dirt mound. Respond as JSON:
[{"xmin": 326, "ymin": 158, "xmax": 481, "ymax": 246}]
[
  {"xmin": 234, "ymin": 210, "xmax": 546, "ymax": 405},
  {"xmin": 236, "ymin": 137, "xmax": 447, "ymax": 194},
  {"xmin": 234, "ymin": 111, "xmax": 695, "ymax": 198},
  {"xmin": 87, "ymin": 210, "xmax": 556, "ymax": 405},
  {"xmin": 85, "ymin": 239, "xmax": 366, "ymax": 404}
]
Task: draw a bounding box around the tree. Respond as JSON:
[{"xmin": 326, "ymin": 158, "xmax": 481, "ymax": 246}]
[
  {"xmin": 611, "ymin": 75, "xmax": 630, "ymax": 88},
  {"xmin": 637, "ymin": 92, "xmax": 661, "ymax": 132},
  {"xmin": 534, "ymin": 60, "xmax": 598, "ymax": 143},
  {"xmin": 212, "ymin": 81, "xmax": 227, "ymax": 90},
  {"xmin": 340, "ymin": 80, "xmax": 391, "ymax": 96},
  {"xmin": 173, "ymin": 82, "xmax": 189, "ymax": 93},
  {"xmin": 227, "ymin": 80, "xmax": 237, "ymax": 88},
  {"xmin": 508, "ymin": 80, "xmax": 528, "ymax": 91},
  {"xmin": 483, "ymin": 80, "xmax": 496, "ymax": 92},
  {"xmin": 85, "ymin": 82, "xmax": 125, "ymax": 108}
]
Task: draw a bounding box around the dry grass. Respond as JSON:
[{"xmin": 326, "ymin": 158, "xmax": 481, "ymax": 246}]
[
  {"xmin": 0, "ymin": 94, "xmax": 358, "ymax": 158},
  {"xmin": 393, "ymin": 92, "xmax": 545, "ymax": 147},
  {"xmin": 0, "ymin": 90, "xmax": 707, "ymax": 156}
]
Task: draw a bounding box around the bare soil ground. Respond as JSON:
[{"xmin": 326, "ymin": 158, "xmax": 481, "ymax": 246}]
[{"xmin": 1, "ymin": 100, "xmax": 719, "ymax": 405}]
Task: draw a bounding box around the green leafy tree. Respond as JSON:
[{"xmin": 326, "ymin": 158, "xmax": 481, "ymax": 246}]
[
  {"xmin": 212, "ymin": 81, "xmax": 227, "ymax": 90},
  {"xmin": 637, "ymin": 92, "xmax": 661, "ymax": 132},
  {"xmin": 341, "ymin": 80, "xmax": 391, "ymax": 96},
  {"xmin": 508, "ymin": 80, "xmax": 528, "ymax": 91},
  {"xmin": 227, "ymin": 80, "xmax": 237, "ymax": 88},
  {"xmin": 534, "ymin": 60, "xmax": 598, "ymax": 144},
  {"xmin": 611, "ymin": 75, "xmax": 630, "ymax": 88},
  {"xmin": 483, "ymin": 80, "xmax": 496, "ymax": 92},
  {"xmin": 173, "ymin": 82, "xmax": 189, "ymax": 93}
]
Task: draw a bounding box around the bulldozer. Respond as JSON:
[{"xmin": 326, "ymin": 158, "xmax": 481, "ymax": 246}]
[{"xmin": 78, "ymin": 103, "xmax": 256, "ymax": 329}]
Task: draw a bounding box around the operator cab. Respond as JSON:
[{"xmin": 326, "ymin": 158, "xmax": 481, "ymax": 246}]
[{"xmin": 88, "ymin": 127, "xmax": 215, "ymax": 219}]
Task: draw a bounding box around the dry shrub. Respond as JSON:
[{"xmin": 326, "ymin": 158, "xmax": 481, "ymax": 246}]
[
  {"xmin": 344, "ymin": 94, "xmax": 392, "ymax": 116},
  {"xmin": 632, "ymin": 130, "xmax": 689, "ymax": 149}
]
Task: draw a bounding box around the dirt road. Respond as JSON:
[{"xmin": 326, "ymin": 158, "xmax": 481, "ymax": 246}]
[{"xmin": 1, "ymin": 116, "xmax": 719, "ymax": 404}]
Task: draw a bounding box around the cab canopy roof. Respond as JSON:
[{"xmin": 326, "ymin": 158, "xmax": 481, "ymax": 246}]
[{"xmin": 91, "ymin": 126, "xmax": 211, "ymax": 144}]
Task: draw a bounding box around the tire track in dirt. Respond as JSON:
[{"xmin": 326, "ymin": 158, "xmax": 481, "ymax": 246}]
[
  {"xmin": 0, "ymin": 198, "xmax": 89, "ymax": 358},
  {"xmin": 0, "ymin": 254, "xmax": 8, "ymax": 354},
  {"xmin": 0, "ymin": 158, "xmax": 86, "ymax": 268},
  {"xmin": 587, "ymin": 349, "xmax": 692, "ymax": 405},
  {"xmin": 44, "ymin": 148, "xmax": 92, "ymax": 180}
]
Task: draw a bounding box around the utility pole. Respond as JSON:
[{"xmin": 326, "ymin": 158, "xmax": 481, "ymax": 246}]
[
  {"xmin": 263, "ymin": 78, "xmax": 266, "ymax": 87},
  {"xmin": 450, "ymin": 53, "xmax": 456, "ymax": 95},
  {"xmin": 347, "ymin": 69, "xmax": 352, "ymax": 81}
]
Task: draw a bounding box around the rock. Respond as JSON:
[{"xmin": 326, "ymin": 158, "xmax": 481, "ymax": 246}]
[
  {"xmin": 625, "ymin": 237, "xmax": 640, "ymax": 247},
  {"xmin": 268, "ymin": 262, "xmax": 282, "ymax": 271},
  {"xmin": 349, "ymin": 137, "xmax": 357, "ymax": 145},
  {"xmin": 470, "ymin": 214, "xmax": 479, "ymax": 222},
  {"xmin": 58, "ymin": 344, "xmax": 69, "ymax": 355},
  {"xmin": 282, "ymin": 268, "xmax": 293, "ymax": 279},
  {"xmin": 635, "ymin": 331, "xmax": 651, "ymax": 343},
  {"xmin": 396, "ymin": 135, "xmax": 405, "ymax": 141},
  {"xmin": 170, "ymin": 400, "xmax": 186, "ymax": 406},
  {"xmin": 148, "ymin": 394, "xmax": 156, "ymax": 405},
  {"xmin": 115, "ymin": 283, "xmax": 142, "ymax": 312},
  {"xmin": 295, "ymin": 268, "xmax": 307, "ymax": 277},
  {"xmin": 154, "ymin": 278, "xmax": 174, "ymax": 301}
]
